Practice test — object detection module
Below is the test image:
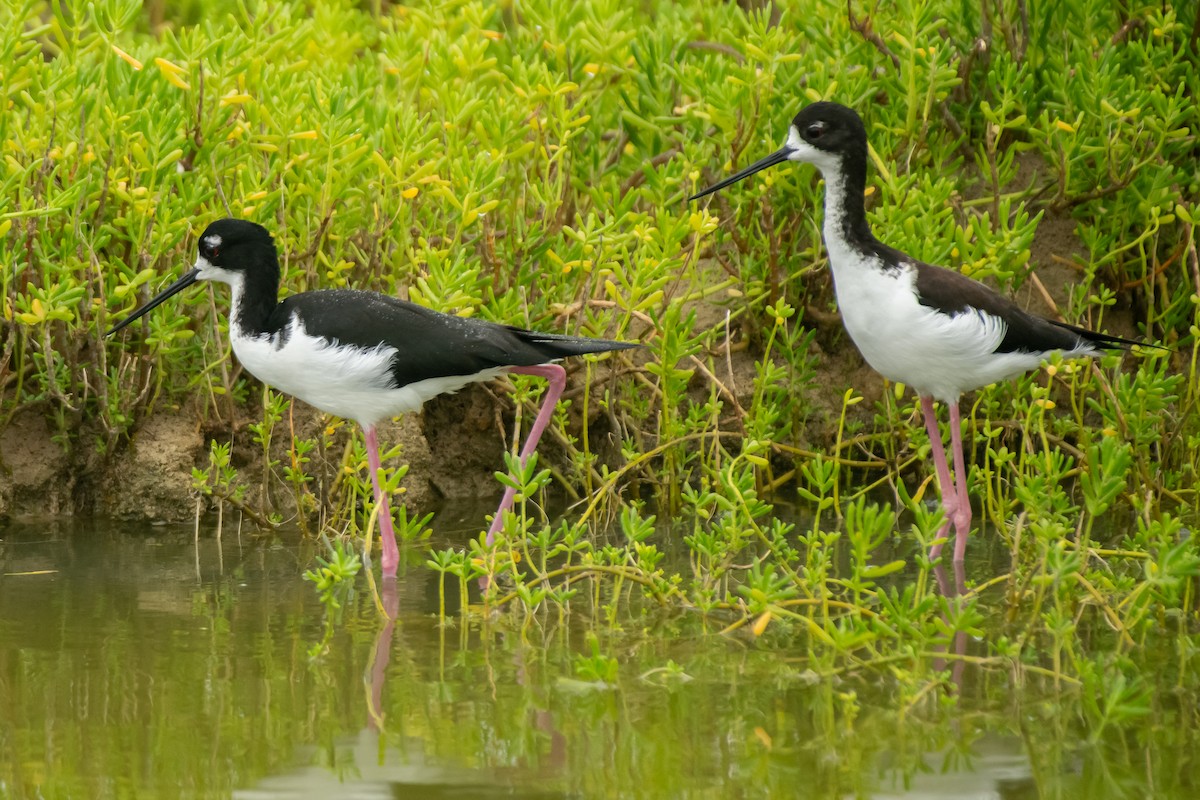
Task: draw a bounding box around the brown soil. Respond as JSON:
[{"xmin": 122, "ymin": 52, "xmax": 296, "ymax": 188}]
[
  {"xmin": 1, "ymin": 410, "xmax": 76, "ymax": 516},
  {"xmin": 0, "ymin": 365, "xmax": 630, "ymax": 525}
]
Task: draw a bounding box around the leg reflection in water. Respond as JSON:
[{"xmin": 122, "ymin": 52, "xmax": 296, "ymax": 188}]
[
  {"xmin": 933, "ymin": 560, "xmax": 968, "ymax": 693},
  {"xmin": 366, "ymin": 576, "xmax": 401, "ymax": 731}
]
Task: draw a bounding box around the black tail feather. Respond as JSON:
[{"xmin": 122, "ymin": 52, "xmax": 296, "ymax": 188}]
[
  {"xmin": 1050, "ymin": 319, "xmax": 1164, "ymax": 351},
  {"xmin": 512, "ymin": 327, "xmax": 643, "ymax": 360}
]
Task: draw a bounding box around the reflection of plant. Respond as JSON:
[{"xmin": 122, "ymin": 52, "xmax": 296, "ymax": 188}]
[{"xmin": 574, "ymin": 633, "xmax": 619, "ymax": 684}]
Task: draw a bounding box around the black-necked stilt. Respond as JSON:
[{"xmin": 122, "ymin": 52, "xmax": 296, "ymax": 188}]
[
  {"xmin": 107, "ymin": 219, "xmax": 638, "ymax": 577},
  {"xmin": 691, "ymin": 101, "xmax": 1145, "ymax": 563}
]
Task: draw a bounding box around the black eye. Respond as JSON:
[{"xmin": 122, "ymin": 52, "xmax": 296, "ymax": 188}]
[{"xmin": 806, "ymin": 123, "xmax": 826, "ymax": 139}]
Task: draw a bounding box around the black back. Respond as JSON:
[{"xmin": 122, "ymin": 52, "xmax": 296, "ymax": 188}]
[
  {"xmin": 272, "ymin": 289, "xmax": 636, "ymax": 387},
  {"xmin": 910, "ymin": 260, "xmax": 1135, "ymax": 353}
]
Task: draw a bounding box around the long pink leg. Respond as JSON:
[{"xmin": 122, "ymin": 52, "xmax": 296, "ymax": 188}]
[
  {"xmin": 364, "ymin": 425, "xmax": 400, "ymax": 577},
  {"xmin": 947, "ymin": 401, "xmax": 972, "ymax": 562},
  {"xmin": 920, "ymin": 396, "xmax": 960, "ymax": 561},
  {"xmin": 486, "ymin": 364, "xmax": 567, "ymax": 545}
]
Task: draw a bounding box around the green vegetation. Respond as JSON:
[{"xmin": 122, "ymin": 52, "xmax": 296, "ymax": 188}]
[{"xmin": 4, "ymin": 0, "xmax": 1200, "ymax": 759}]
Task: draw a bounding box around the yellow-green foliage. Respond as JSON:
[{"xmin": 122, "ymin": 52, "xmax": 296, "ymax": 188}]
[{"xmin": 3, "ymin": 0, "xmax": 1200, "ymax": 578}]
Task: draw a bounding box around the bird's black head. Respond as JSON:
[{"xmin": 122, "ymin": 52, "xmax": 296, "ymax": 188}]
[
  {"xmin": 195, "ymin": 218, "xmax": 276, "ymax": 277},
  {"xmin": 787, "ymin": 102, "xmax": 867, "ymax": 161},
  {"xmin": 690, "ymin": 101, "xmax": 867, "ymax": 201},
  {"xmin": 106, "ymin": 218, "xmax": 280, "ymax": 337}
]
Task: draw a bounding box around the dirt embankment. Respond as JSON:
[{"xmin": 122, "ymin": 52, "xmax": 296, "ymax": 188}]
[{"xmin": 0, "ymin": 374, "xmax": 633, "ymax": 525}]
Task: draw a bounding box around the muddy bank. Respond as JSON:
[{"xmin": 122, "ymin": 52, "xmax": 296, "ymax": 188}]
[{"xmin": 0, "ymin": 370, "xmax": 636, "ymax": 525}]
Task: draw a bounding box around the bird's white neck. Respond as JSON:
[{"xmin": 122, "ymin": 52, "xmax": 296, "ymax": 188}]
[
  {"xmin": 223, "ymin": 272, "xmax": 267, "ymax": 345},
  {"xmin": 816, "ymin": 161, "xmax": 879, "ymax": 281}
]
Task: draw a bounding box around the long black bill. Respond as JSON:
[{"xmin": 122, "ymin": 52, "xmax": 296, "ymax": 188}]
[
  {"xmin": 106, "ymin": 268, "xmax": 200, "ymax": 336},
  {"xmin": 689, "ymin": 146, "xmax": 795, "ymax": 202}
]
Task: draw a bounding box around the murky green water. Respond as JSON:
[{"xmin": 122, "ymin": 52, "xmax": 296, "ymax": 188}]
[{"xmin": 0, "ymin": 515, "xmax": 1190, "ymax": 798}]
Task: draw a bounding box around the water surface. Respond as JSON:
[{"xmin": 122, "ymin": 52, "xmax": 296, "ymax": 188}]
[{"xmin": 0, "ymin": 516, "xmax": 1187, "ymax": 798}]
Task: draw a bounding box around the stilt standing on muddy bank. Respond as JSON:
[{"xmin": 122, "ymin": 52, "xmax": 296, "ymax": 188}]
[
  {"xmin": 107, "ymin": 218, "xmax": 639, "ymax": 577},
  {"xmin": 691, "ymin": 101, "xmax": 1147, "ymax": 563}
]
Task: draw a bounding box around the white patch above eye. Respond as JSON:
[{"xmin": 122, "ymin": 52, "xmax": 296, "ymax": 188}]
[{"xmin": 202, "ymin": 234, "xmax": 222, "ymax": 250}]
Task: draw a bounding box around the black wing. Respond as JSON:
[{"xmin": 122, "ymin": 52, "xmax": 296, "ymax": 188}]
[
  {"xmin": 910, "ymin": 260, "xmax": 1140, "ymax": 354},
  {"xmin": 269, "ymin": 289, "xmax": 637, "ymax": 386}
]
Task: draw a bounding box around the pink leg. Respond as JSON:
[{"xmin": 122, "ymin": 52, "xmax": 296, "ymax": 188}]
[
  {"xmin": 920, "ymin": 396, "xmax": 959, "ymax": 561},
  {"xmin": 485, "ymin": 364, "xmax": 567, "ymax": 545},
  {"xmin": 364, "ymin": 425, "xmax": 400, "ymax": 577},
  {"xmin": 947, "ymin": 402, "xmax": 972, "ymax": 563}
]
